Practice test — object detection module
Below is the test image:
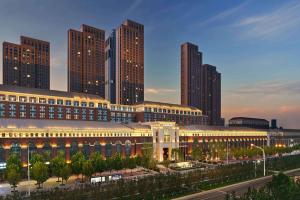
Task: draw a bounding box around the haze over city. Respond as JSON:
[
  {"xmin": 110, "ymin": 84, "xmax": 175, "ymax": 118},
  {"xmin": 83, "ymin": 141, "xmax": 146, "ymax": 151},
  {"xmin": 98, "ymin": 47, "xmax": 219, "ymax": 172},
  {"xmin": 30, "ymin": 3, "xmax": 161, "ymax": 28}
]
[{"xmin": 0, "ymin": 0, "xmax": 299, "ymax": 128}]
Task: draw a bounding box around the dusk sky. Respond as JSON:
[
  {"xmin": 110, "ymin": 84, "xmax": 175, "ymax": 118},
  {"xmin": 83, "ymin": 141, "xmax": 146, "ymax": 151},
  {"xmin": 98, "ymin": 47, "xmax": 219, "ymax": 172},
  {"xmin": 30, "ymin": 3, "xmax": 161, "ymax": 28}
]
[{"xmin": 0, "ymin": 0, "xmax": 299, "ymax": 128}]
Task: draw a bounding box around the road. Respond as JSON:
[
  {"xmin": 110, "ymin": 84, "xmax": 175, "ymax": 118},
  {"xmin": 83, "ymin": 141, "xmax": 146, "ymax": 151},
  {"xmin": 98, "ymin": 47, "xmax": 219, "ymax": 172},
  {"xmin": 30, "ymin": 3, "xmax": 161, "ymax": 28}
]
[{"xmin": 173, "ymin": 168, "xmax": 300, "ymax": 200}]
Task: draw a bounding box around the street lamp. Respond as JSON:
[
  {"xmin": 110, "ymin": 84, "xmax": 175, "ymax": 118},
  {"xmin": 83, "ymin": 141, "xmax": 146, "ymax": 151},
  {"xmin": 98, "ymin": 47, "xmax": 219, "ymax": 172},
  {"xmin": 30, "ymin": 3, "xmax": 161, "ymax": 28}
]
[
  {"xmin": 27, "ymin": 146, "xmax": 31, "ymax": 196},
  {"xmin": 251, "ymin": 143, "xmax": 266, "ymax": 176}
]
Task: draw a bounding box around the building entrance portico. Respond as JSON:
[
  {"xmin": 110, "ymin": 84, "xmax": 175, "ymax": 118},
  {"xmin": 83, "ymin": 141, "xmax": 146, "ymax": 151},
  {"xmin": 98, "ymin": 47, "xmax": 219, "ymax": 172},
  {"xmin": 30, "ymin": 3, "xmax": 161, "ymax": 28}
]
[{"xmin": 145, "ymin": 121, "xmax": 180, "ymax": 162}]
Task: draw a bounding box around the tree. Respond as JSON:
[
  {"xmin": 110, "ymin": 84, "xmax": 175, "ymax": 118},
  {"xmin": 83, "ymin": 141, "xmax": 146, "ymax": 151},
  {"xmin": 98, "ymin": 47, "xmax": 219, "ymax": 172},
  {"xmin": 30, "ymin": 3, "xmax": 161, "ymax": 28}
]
[
  {"xmin": 30, "ymin": 153, "xmax": 44, "ymax": 166},
  {"xmin": 6, "ymin": 164, "xmax": 21, "ymax": 192},
  {"xmin": 112, "ymin": 154, "xmax": 123, "ymax": 172},
  {"xmin": 60, "ymin": 164, "xmax": 72, "ymax": 185},
  {"xmin": 128, "ymin": 158, "xmax": 136, "ymax": 175},
  {"xmin": 90, "ymin": 152, "xmax": 106, "ymax": 174},
  {"xmin": 191, "ymin": 147, "xmax": 203, "ymax": 161},
  {"xmin": 71, "ymin": 152, "xmax": 85, "ymax": 181},
  {"xmin": 171, "ymin": 148, "xmax": 184, "ymax": 162},
  {"xmin": 31, "ymin": 161, "xmax": 49, "ymax": 189},
  {"xmin": 50, "ymin": 151, "xmax": 65, "ymax": 182},
  {"xmin": 82, "ymin": 160, "xmax": 94, "ymax": 181},
  {"xmin": 6, "ymin": 153, "xmax": 22, "ymax": 171}
]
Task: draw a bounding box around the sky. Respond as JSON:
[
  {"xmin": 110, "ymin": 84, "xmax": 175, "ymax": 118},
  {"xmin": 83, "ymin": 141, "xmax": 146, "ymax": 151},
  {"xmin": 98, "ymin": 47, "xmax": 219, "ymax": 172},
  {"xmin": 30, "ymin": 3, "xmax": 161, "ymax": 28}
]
[{"xmin": 0, "ymin": 0, "xmax": 299, "ymax": 128}]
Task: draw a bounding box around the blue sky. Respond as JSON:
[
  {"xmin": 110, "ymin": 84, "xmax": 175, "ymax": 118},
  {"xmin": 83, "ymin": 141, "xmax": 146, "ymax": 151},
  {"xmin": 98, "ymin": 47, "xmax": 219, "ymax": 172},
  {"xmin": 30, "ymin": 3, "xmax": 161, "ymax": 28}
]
[{"xmin": 0, "ymin": 0, "xmax": 299, "ymax": 128}]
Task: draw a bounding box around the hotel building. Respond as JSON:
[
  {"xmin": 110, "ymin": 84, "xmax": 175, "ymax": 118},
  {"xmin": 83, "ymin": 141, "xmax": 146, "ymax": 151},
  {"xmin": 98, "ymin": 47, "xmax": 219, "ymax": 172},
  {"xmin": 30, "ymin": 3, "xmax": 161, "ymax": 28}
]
[
  {"xmin": 3, "ymin": 36, "xmax": 50, "ymax": 89},
  {"xmin": 68, "ymin": 25, "xmax": 106, "ymax": 97},
  {"xmin": 0, "ymin": 85, "xmax": 268, "ymax": 165},
  {"xmin": 116, "ymin": 20, "xmax": 144, "ymax": 105}
]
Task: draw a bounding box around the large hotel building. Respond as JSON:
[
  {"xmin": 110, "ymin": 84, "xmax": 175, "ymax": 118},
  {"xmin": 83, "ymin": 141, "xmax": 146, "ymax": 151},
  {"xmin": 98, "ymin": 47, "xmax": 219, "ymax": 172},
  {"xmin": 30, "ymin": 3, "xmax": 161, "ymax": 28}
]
[
  {"xmin": 3, "ymin": 36, "xmax": 50, "ymax": 89},
  {"xmin": 68, "ymin": 25, "xmax": 106, "ymax": 97},
  {"xmin": 181, "ymin": 42, "xmax": 223, "ymax": 126},
  {"xmin": 0, "ymin": 84, "xmax": 267, "ymax": 164}
]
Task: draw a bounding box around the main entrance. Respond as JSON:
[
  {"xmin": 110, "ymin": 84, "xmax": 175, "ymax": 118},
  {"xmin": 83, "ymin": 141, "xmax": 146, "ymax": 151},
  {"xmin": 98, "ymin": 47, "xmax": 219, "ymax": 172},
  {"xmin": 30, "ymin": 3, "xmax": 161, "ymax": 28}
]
[{"xmin": 163, "ymin": 148, "xmax": 169, "ymax": 160}]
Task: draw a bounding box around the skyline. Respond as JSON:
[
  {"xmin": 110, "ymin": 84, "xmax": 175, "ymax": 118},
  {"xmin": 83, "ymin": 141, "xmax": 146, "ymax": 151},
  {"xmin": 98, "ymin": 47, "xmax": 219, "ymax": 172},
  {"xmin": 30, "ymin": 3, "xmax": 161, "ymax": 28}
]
[{"xmin": 0, "ymin": 0, "xmax": 299, "ymax": 128}]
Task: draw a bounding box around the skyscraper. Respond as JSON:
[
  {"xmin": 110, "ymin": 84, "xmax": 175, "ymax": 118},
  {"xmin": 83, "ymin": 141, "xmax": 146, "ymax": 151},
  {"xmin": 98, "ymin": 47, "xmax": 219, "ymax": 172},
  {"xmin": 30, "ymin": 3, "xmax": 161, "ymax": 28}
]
[
  {"xmin": 3, "ymin": 36, "xmax": 50, "ymax": 89},
  {"xmin": 200, "ymin": 64, "xmax": 222, "ymax": 126},
  {"xmin": 181, "ymin": 42, "xmax": 202, "ymax": 109},
  {"xmin": 116, "ymin": 20, "xmax": 144, "ymax": 105},
  {"xmin": 180, "ymin": 42, "xmax": 223, "ymax": 126},
  {"xmin": 105, "ymin": 30, "xmax": 116, "ymax": 104},
  {"xmin": 68, "ymin": 24, "xmax": 105, "ymax": 97}
]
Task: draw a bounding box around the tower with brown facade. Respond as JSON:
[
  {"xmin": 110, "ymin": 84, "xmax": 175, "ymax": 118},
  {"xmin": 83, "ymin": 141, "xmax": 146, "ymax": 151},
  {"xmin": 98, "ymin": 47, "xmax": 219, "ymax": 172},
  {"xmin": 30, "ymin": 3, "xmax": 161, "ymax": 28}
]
[
  {"xmin": 68, "ymin": 24, "xmax": 105, "ymax": 97},
  {"xmin": 3, "ymin": 36, "xmax": 50, "ymax": 89},
  {"xmin": 116, "ymin": 20, "xmax": 144, "ymax": 105}
]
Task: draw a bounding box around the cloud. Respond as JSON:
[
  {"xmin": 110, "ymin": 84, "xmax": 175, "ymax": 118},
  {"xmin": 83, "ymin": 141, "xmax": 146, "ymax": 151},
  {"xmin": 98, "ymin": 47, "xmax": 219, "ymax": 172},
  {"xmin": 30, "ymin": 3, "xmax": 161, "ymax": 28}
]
[
  {"xmin": 235, "ymin": 1, "xmax": 300, "ymax": 39},
  {"xmin": 123, "ymin": 0, "xmax": 142, "ymax": 17},
  {"xmin": 227, "ymin": 80, "xmax": 300, "ymax": 95},
  {"xmin": 194, "ymin": 1, "xmax": 249, "ymax": 27},
  {"xmin": 145, "ymin": 88, "xmax": 177, "ymax": 94}
]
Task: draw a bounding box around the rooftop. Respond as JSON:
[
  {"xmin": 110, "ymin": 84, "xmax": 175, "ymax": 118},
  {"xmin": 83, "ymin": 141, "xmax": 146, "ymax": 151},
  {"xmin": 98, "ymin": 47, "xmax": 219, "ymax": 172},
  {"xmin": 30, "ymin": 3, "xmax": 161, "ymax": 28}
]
[{"xmin": 230, "ymin": 117, "xmax": 269, "ymax": 122}]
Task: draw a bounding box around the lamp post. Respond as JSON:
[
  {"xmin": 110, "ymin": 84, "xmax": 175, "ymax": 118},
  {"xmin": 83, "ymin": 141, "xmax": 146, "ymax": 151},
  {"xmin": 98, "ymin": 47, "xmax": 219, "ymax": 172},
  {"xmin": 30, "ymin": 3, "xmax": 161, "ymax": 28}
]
[
  {"xmin": 27, "ymin": 146, "xmax": 30, "ymax": 196},
  {"xmin": 251, "ymin": 144, "xmax": 266, "ymax": 176}
]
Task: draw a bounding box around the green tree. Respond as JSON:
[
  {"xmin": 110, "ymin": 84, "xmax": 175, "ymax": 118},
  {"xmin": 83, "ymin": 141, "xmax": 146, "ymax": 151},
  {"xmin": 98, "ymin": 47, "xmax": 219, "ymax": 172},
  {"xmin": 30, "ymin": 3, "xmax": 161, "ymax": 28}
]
[
  {"xmin": 31, "ymin": 161, "xmax": 49, "ymax": 189},
  {"xmin": 90, "ymin": 152, "xmax": 106, "ymax": 174},
  {"xmin": 82, "ymin": 160, "xmax": 94, "ymax": 181},
  {"xmin": 71, "ymin": 152, "xmax": 85, "ymax": 181},
  {"xmin": 112, "ymin": 154, "xmax": 123, "ymax": 172},
  {"xmin": 6, "ymin": 164, "xmax": 21, "ymax": 192},
  {"xmin": 191, "ymin": 147, "xmax": 203, "ymax": 161},
  {"xmin": 50, "ymin": 151, "xmax": 65, "ymax": 182},
  {"xmin": 30, "ymin": 153, "xmax": 44, "ymax": 166},
  {"xmin": 60, "ymin": 164, "xmax": 72, "ymax": 185},
  {"xmin": 171, "ymin": 148, "xmax": 184, "ymax": 162},
  {"xmin": 6, "ymin": 153, "xmax": 22, "ymax": 170}
]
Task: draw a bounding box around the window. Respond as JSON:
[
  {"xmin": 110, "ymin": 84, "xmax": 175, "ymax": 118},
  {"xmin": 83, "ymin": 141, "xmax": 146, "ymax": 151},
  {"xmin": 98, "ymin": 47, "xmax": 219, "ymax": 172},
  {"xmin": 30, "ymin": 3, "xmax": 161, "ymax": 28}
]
[
  {"xmin": 39, "ymin": 98, "xmax": 46, "ymax": 104},
  {"xmin": 57, "ymin": 99, "xmax": 63, "ymax": 105},
  {"xmin": 48, "ymin": 99, "xmax": 55, "ymax": 105}
]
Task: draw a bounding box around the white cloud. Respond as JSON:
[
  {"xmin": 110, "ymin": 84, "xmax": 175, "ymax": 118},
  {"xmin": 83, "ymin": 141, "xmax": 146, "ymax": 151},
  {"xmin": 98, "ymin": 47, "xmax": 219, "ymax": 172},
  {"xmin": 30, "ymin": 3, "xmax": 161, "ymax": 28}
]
[
  {"xmin": 194, "ymin": 1, "xmax": 249, "ymax": 27},
  {"xmin": 235, "ymin": 1, "xmax": 300, "ymax": 40},
  {"xmin": 145, "ymin": 88, "xmax": 177, "ymax": 94}
]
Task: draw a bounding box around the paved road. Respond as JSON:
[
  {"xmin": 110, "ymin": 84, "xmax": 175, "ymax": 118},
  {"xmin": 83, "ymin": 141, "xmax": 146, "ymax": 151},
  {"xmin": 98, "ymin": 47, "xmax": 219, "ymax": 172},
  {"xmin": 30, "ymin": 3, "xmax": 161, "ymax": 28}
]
[{"xmin": 173, "ymin": 168, "xmax": 300, "ymax": 200}]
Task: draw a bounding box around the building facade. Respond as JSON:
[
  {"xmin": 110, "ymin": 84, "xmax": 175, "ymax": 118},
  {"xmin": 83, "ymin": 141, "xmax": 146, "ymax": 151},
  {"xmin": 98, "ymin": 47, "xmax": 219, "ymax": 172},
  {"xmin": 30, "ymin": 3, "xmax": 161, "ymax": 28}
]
[
  {"xmin": 181, "ymin": 42, "xmax": 202, "ymax": 109},
  {"xmin": 116, "ymin": 20, "xmax": 144, "ymax": 105},
  {"xmin": 229, "ymin": 117, "xmax": 270, "ymax": 129},
  {"xmin": 0, "ymin": 119, "xmax": 267, "ymax": 165},
  {"xmin": 105, "ymin": 30, "xmax": 117, "ymax": 104},
  {"xmin": 0, "ymin": 85, "xmax": 207, "ymax": 126},
  {"xmin": 200, "ymin": 64, "xmax": 222, "ymax": 126},
  {"xmin": 3, "ymin": 36, "xmax": 50, "ymax": 89},
  {"xmin": 68, "ymin": 25, "xmax": 105, "ymax": 97}
]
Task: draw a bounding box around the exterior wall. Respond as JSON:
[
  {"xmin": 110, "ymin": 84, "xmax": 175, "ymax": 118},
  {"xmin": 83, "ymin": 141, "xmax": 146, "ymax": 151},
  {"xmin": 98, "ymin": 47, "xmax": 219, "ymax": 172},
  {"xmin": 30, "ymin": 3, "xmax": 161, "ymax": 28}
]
[
  {"xmin": 0, "ymin": 86, "xmax": 208, "ymax": 126},
  {"xmin": 0, "ymin": 121, "xmax": 268, "ymax": 165},
  {"xmin": 68, "ymin": 25, "xmax": 105, "ymax": 97},
  {"xmin": 181, "ymin": 42, "xmax": 202, "ymax": 109},
  {"xmin": 105, "ymin": 30, "xmax": 116, "ymax": 104},
  {"xmin": 200, "ymin": 64, "xmax": 222, "ymax": 126},
  {"xmin": 3, "ymin": 37, "xmax": 50, "ymax": 89},
  {"xmin": 268, "ymin": 129, "xmax": 300, "ymax": 147},
  {"xmin": 116, "ymin": 20, "xmax": 144, "ymax": 105},
  {"xmin": 229, "ymin": 118, "xmax": 270, "ymax": 129}
]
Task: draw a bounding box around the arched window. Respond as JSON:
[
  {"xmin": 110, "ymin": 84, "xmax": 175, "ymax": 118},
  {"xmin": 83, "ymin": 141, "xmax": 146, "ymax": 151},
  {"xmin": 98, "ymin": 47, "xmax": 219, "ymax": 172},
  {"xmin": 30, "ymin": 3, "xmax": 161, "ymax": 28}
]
[
  {"xmin": 105, "ymin": 143, "xmax": 112, "ymax": 158},
  {"xmin": 116, "ymin": 141, "xmax": 122, "ymax": 155},
  {"xmin": 83, "ymin": 142, "xmax": 90, "ymax": 159},
  {"xmin": 28, "ymin": 142, "xmax": 37, "ymax": 160},
  {"xmin": 70, "ymin": 141, "xmax": 78, "ymax": 157},
  {"xmin": 125, "ymin": 140, "xmax": 131, "ymax": 157},
  {"xmin": 10, "ymin": 143, "xmax": 21, "ymax": 157},
  {"xmin": 42, "ymin": 142, "xmax": 52, "ymax": 159},
  {"xmin": 94, "ymin": 141, "xmax": 101, "ymax": 154},
  {"xmin": 0, "ymin": 145, "xmax": 4, "ymax": 162},
  {"xmin": 57, "ymin": 141, "xmax": 66, "ymax": 157}
]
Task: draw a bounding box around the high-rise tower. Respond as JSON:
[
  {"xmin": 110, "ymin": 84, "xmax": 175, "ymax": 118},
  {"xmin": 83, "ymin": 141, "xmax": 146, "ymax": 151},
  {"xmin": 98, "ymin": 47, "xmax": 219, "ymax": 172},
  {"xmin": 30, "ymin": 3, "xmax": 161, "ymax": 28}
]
[
  {"xmin": 115, "ymin": 20, "xmax": 144, "ymax": 105},
  {"xmin": 68, "ymin": 24, "xmax": 105, "ymax": 97},
  {"xmin": 3, "ymin": 36, "xmax": 50, "ymax": 89}
]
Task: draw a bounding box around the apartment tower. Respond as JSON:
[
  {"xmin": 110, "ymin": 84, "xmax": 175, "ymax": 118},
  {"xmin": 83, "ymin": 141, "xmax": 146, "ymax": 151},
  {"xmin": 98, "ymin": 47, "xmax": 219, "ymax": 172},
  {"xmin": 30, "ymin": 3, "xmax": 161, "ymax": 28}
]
[
  {"xmin": 116, "ymin": 20, "xmax": 144, "ymax": 105},
  {"xmin": 181, "ymin": 42, "xmax": 202, "ymax": 109},
  {"xmin": 68, "ymin": 24, "xmax": 105, "ymax": 97},
  {"xmin": 3, "ymin": 36, "xmax": 50, "ymax": 89}
]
